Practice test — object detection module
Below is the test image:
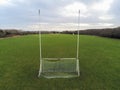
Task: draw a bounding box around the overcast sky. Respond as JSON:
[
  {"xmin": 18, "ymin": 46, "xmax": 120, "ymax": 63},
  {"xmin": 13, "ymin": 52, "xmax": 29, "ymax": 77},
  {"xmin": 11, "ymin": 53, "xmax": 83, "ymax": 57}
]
[{"xmin": 0, "ymin": 0, "xmax": 120, "ymax": 31}]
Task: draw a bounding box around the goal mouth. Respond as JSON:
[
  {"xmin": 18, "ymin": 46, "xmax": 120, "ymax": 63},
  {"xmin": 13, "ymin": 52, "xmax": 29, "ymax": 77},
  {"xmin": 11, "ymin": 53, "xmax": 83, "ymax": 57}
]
[{"xmin": 39, "ymin": 58, "xmax": 80, "ymax": 78}]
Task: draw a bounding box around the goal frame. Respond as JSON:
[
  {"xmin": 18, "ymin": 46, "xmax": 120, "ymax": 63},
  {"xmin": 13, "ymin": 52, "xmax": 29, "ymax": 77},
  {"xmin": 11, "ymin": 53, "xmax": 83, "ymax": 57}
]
[{"xmin": 38, "ymin": 9, "xmax": 80, "ymax": 78}]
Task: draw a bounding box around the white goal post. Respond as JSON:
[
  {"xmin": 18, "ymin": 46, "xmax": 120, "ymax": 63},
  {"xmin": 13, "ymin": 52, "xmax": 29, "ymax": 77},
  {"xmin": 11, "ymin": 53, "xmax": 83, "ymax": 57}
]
[{"xmin": 38, "ymin": 9, "xmax": 80, "ymax": 78}]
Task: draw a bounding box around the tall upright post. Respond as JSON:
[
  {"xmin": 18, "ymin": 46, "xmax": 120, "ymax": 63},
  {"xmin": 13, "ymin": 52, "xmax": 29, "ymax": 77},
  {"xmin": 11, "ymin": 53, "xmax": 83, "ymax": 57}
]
[
  {"xmin": 38, "ymin": 9, "xmax": 42, "ymax": 77},
  {"xmin": 77, "ymin": 10, "xmax": 80, "ymax": 59},
  {"xmin": 76, "ymin": 10, "xmax": 80, "ymax": 76}
]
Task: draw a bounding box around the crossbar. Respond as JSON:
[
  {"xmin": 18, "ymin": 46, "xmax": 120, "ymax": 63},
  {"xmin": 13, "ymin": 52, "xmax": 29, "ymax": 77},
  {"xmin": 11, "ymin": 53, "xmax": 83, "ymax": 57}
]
[{"xmin": 43, "ymin": 58, "xmax": 76, "ymax": 60}]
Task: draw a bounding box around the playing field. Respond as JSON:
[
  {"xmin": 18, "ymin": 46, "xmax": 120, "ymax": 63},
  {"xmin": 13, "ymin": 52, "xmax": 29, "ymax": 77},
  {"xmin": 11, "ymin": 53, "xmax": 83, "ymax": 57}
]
[{"xmin": 0, "ymin": 34, "xmax": 120, "ymax": 90}]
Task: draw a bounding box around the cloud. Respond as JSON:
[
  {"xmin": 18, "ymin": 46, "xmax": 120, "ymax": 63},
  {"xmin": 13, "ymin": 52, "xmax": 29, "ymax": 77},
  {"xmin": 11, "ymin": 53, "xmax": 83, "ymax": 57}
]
[
  {"xmin": 99, "ymin": 15, "xmax": 114, "ymax": 20},
  {"xmin": 58, "ymin": 2, "xmax": 90, "ymax": 18},
  {"xmin": 24, "ymin": 22, "xmax": 92, "ymax": 31},
  {"xmin": 0, "ymin": 0, "xmax": 9, "ymax": 5},
  {"xmin": 0, "ymin": 0, "xmax": 15, "ymax": 6},
  {"xmin": 58, "ymin": 0, "xmax": 114, "ymax": 21},
  {"xmin": 0, "ymin": 0, "xmax": 119, "ymax": 30},
  {"xmin": 91, "ymin": 0, "xmax": 114, "ymax": 12},
  {"xmin": 96, "ymin": 23, "xmax": 114, "ymax": 27},
  {"xmin": 24, "ymin": 22, "xmax": 115, "ymax": 31}
]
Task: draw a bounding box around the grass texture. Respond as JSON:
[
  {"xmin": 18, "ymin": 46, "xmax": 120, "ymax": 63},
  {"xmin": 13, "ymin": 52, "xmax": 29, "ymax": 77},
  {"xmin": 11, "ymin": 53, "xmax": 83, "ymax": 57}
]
[{"xmin": 0, "ymin": 34, "xmax": 120, "ymax": 90}]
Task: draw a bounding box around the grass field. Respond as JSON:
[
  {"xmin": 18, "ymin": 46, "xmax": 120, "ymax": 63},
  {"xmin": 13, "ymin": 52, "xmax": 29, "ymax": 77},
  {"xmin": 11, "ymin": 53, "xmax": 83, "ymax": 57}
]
[{"xmin": 0, "ymin": 34, "xmax": 120, "ymax": 90}]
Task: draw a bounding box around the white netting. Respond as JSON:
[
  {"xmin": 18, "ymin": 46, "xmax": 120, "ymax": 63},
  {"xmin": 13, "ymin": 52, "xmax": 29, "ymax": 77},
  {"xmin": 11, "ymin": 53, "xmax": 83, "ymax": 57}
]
[{"xmin": 40, "ymin": 58, "xmax": 79, "ymax": 78}]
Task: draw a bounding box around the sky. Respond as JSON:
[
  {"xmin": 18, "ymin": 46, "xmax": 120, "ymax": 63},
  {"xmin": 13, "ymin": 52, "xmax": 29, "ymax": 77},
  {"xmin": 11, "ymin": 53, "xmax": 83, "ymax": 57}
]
[{"xmin": 0, "ymin": 0, "xmax": 120, "ymax": 31}]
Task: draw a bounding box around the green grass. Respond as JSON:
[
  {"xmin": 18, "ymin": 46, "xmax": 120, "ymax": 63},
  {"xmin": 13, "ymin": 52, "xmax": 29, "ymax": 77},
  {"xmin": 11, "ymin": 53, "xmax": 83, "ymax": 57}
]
[{"xmin": 0, "ymin": 34, "xmax": 120, "ymax": 90}]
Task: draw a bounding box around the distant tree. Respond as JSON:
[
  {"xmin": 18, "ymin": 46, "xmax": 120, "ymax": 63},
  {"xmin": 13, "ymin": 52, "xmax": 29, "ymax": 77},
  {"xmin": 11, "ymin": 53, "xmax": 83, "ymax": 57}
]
[{"xmin": 0, "ymin": 29, "xmax": 6, "ymax": 37}]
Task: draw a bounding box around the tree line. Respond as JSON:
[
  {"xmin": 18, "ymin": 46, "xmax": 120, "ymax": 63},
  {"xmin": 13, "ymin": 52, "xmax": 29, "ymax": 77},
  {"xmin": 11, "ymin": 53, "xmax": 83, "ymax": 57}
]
[
  {"xmin": 0, "ymin": 27, "xmax": 120, "ymax": 39},
  {"xmin": 62, "ymin": 27, "xmax": 120, "ymax": 39}
]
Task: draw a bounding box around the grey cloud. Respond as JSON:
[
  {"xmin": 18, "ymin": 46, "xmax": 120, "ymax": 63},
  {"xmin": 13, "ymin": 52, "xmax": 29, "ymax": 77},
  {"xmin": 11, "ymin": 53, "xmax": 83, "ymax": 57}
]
[{"xmin": 0, "ymin": 0, "xmax": 119, "ymax": 30}]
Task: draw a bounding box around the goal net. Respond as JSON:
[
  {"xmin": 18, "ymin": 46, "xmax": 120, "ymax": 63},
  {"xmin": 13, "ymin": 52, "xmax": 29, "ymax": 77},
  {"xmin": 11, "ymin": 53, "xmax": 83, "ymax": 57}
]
[{"xmin": 40, "ymin": 58, "xmax": 79, "ymax": 78}]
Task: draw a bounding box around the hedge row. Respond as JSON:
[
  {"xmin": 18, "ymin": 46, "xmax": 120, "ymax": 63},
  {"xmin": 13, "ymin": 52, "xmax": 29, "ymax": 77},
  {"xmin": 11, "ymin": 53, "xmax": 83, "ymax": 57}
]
[
  {"xmin": 0, "ymin": 29, "xmax": 38, "ymax": 38},
  {"xmin": 62, "ymin": 27, "xmax": 120, "ymax": 39},
  {"xmin": 1, "ymin": 27, "xmax": 120, "ymax": 39}
]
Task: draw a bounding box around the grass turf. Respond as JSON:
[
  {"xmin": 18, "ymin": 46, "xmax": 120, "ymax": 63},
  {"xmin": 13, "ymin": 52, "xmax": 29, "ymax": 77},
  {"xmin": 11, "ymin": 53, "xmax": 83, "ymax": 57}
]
[{"xmin": 0, "ymin": 34, "xmax": 120, "ymax": 90}]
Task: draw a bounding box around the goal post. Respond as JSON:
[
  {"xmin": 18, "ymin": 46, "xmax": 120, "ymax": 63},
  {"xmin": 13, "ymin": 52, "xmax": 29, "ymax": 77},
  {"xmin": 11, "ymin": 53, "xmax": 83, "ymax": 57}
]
[
  {"xmin": 38, "ymin": 9, "xmax": 42, "ymax": 77},
  {"xmin": 38, "ymin": 9, "xmax": 80, "ymax": 78}
]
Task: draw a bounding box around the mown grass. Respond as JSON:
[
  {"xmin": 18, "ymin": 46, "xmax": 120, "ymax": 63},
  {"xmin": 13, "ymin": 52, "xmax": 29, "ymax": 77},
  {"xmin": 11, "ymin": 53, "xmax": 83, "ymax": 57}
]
[{"xmin": 0, "ymin": 34, "xmax": 120, "ymax": 90}]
